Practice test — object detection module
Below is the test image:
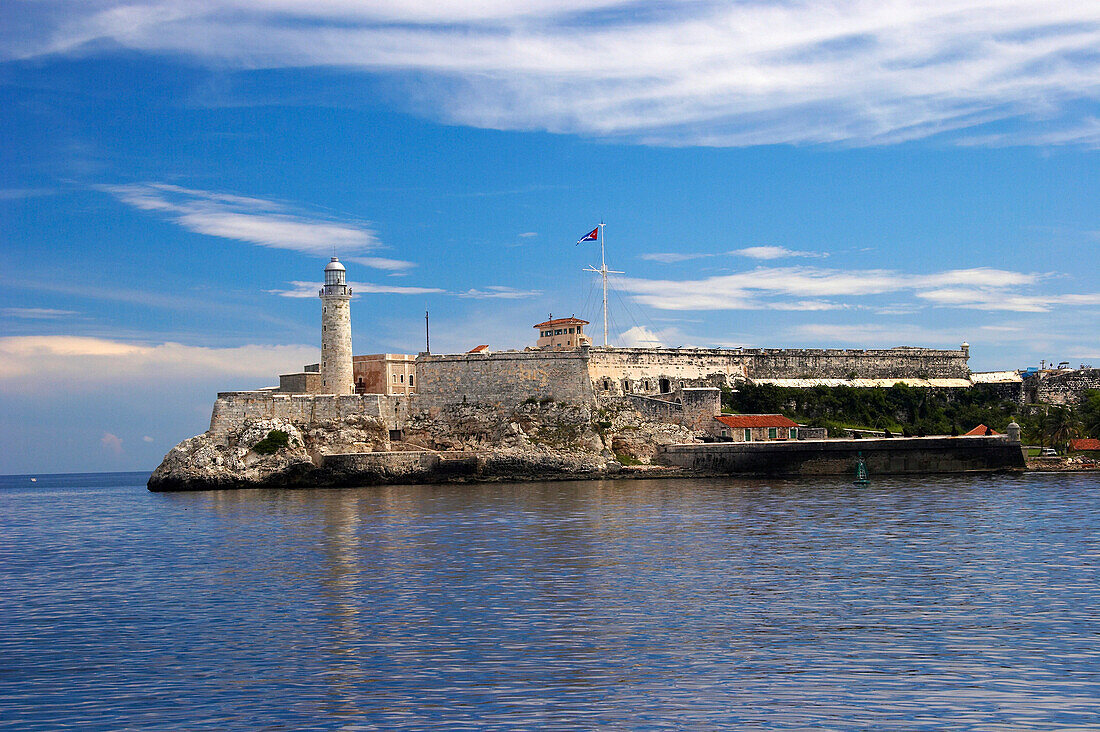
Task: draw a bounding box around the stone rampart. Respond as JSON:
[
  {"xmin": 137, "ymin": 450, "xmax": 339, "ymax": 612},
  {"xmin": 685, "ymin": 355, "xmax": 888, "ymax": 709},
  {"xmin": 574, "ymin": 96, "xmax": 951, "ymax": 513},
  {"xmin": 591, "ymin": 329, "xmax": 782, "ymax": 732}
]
[
  {"xmin": 1029, "ymin": 369, "xmax": 1100, "ymax": 406},
  {"xmin": 210, "ymin": 391, "xmax": 401, "ymax": 436},
  {"xmin": 657, "ymin": 435, "xmax": 1025, "ymax": 476},
  {"xmin": 586, "ymin": 345, "xmax": 969, "ymax": 396},
  {"xmin": 415, "ymin": 349, "xmax": 594, "ymax": 409}
]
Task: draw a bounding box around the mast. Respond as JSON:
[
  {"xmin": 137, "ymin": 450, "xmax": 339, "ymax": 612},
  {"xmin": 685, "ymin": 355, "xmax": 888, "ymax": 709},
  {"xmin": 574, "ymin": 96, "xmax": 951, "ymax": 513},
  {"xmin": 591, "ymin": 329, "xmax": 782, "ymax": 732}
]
[{"xmin": 583, "ymin": 221, "xmax": 622, "ymax": 347}]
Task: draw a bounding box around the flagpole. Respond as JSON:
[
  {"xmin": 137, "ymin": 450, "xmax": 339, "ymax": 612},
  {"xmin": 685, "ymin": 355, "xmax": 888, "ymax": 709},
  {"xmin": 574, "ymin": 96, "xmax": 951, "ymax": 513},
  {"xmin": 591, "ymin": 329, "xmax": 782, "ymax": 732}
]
[{"xmin": 600, "ymin": 221, "xmax": 608, "ymax": 347}]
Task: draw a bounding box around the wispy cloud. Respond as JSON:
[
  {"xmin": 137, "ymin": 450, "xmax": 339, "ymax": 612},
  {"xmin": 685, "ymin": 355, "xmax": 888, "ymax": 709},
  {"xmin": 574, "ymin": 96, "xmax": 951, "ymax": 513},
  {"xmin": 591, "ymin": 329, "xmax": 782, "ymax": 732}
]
[
  {"xmin": 100, "ymin": 432, "xmax": 124, "ymax": 457},
  {"xmin": 642, "ymin": 246, "xmax": 822, "ymax": 263},
  {"xmin": 733, "ymin": 246, "xmax": 823, "ymax": 260},
  {"xmin": 347, "ymin": 256, "xmax": 417, "ymax": 272},
  {"xmin": 12, "ymin": 2, "xmax": 1100, "ymax": 146},
  {"xmin": 614, "ymin": 265, "xmax": 1099, "ymax": 312},
  {"xmin": 518, "ymin": 232, "xmax": 538, "ymax": 238},
  {"xmin": 0, "ymin": 188, "xmax": 56, "ymax": 200},
  {"xmin": 457, "ymin": 286, "xmax": 542, "ymax": 300},
  {"xmin": 0, "ymin": 335, "xmax": 317, "ymax": 393},
  {"xmin": 99, "ymin": 182, "xmax": 379, "ymax": 254},
  {"xmin": 269, "ymin": 280, "xmax": 444, "ymax": 298},
  {"xmin": 1, "ymin": 307, "xmax": 80, "ymax": 320}
]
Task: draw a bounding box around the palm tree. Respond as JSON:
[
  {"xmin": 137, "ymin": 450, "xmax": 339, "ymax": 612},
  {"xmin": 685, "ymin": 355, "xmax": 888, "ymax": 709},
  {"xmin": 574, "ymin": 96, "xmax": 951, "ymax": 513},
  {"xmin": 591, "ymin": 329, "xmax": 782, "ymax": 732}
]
[{"xmin": 1048, "ymin": 406, "xmax": 1082, "ymax": 453}]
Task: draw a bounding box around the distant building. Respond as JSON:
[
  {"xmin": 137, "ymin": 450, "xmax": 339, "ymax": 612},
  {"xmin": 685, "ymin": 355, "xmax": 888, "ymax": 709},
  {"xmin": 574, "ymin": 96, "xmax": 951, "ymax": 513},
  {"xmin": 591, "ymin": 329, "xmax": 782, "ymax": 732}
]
[
  {"xmin": 534, "ymin": 317, "xmax": 591, "ymax": 349},
  {"xmin": 715, "ymin": 414, "xmax": 800, "ymax": 442},
  {"xmin": 964, "ymin": 424, "xmax": 999, "ymax": 436},
  {"xmin": 1069, "ymin": 438, "xmax": 1100, "ymax": 452},
  {"xmin": 354, "ymin": 354, "xmax": 416, "ymax": 396}
]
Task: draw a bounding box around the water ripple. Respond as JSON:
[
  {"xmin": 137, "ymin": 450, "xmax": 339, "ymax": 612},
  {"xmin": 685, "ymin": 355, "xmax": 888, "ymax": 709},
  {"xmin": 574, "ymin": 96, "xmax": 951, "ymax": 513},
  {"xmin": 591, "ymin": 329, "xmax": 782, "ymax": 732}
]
[{"xmin": 1, "ymin": 472, "xmax": 1098, "ymax": 730}]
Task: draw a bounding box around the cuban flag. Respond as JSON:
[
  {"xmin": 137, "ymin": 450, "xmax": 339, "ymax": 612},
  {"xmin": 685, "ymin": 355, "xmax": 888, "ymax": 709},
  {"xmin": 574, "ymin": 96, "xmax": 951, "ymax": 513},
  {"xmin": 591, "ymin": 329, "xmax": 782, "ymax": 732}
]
[{"xmin": 576, "ymin": 226, "xmax": 599, "ymax": 245}]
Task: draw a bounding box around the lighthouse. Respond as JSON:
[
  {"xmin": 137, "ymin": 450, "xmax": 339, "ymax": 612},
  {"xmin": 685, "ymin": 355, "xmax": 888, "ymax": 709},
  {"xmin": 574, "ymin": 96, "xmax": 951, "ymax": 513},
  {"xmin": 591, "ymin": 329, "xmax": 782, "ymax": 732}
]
[{"xmin": 319, "ymin": 257, "xmax": 354, "ymax": 395}]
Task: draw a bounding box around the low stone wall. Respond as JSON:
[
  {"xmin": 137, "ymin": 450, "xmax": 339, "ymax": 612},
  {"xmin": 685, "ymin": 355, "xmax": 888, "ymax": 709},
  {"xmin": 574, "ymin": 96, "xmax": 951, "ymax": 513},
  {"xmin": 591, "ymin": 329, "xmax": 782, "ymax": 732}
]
[
  {"xmin": 657, "ymin": 435, "xmax": 1025, "ymax": 476},
  {"xmin": 210, "ymin": 391, "xmax": 401, "ymax": 436}
]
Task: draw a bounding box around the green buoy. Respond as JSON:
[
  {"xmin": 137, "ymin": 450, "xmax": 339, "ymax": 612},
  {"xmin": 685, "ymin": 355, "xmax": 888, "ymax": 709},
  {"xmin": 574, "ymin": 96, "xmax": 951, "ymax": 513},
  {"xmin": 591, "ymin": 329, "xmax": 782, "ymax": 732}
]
[{"xmin": 854, "ymin": 452, "xmax": 869, "ymax": 485}]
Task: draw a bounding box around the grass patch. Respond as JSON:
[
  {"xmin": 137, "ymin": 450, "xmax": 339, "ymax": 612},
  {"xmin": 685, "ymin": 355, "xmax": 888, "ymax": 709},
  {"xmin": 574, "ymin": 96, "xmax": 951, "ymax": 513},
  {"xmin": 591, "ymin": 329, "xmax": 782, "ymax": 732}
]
[
  {"xmin": 615, "ymin": 453, "xmax": 644, "ymax": 466},
  {"xmin": 253, "ymin": 429, "xmax": 291, "ymax": 455}
]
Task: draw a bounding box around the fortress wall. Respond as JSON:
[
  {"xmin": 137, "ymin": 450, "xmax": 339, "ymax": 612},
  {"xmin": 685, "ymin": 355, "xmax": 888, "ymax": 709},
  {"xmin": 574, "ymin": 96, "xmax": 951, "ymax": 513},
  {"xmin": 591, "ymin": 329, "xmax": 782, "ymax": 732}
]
[
  {"xmin": 743, "ymin": 347, "xmax": 970, "ymax": 379},
  {"xmin": 588, "ymin": 348, "xmax": 747, "ymax": 395},
  {"xmin": 210, "ymin": 392, "xmax": 398, "ymax": 436},
  {"xmin": 586, "ymin": 346, "xmax": 970, "ymax": 395},
  {"xmin": 414, "ymin": 350, "xmax": 594, "ymax": 409},
  {"xmin": 1031, "ymin": 369, "xmax": 1100, "ymax": 406}
]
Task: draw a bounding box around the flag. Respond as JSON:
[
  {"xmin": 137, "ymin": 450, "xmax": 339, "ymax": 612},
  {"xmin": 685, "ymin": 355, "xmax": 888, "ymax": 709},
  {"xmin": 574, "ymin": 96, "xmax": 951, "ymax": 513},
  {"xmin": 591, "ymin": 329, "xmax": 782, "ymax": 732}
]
[{"xmin": 576, "ymin": 227, "xmax": 599, "ymax": 245}]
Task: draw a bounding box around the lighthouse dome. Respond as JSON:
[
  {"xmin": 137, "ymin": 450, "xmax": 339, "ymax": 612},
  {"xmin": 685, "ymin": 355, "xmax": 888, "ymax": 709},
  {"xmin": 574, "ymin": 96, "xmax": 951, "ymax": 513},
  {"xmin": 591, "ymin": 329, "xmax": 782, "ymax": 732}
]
[{"xmin": 324, "ymin": 257, "xmax": 345, "ymax": 272}]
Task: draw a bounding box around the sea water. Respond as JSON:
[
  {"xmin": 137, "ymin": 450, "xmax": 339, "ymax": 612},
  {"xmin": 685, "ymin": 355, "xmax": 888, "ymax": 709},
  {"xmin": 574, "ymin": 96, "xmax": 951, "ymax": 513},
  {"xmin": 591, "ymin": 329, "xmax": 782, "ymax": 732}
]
[{"xmin": 1, "ymin": 471, "xmax": 1098, "ymax": 730}]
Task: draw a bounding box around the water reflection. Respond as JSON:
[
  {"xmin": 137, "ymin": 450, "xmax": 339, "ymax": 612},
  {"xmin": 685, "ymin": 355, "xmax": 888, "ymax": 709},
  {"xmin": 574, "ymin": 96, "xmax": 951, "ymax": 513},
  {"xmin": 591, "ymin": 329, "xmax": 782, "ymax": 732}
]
[{"xmin": 2, "ymin": 473, "xmax": 1099, "ymax": 729}]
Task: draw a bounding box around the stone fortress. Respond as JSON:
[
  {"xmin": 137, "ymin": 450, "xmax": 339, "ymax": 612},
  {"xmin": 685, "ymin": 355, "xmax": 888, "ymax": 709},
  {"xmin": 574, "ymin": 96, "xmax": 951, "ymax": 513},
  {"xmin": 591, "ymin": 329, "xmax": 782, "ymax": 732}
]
[
  {"xmin": 223, "ymin": 257, "xmax": 1094, "ymax": 432},
  {"xmin": 148, "ymin": 257, "xmax": 1071, "ymax": 489}
]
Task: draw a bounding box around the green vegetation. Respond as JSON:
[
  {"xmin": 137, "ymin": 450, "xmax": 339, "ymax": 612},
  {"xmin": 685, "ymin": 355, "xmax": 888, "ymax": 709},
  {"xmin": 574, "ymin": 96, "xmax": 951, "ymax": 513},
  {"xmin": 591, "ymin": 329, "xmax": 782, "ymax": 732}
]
[
  {"xmin": 721, "ymin": 382, "xmax": 1022, "ymax": 438},
  {"xmin": 252, "ymin": 429, "xmax": 291, "ymax": 455},
  {"xmin": 1082, "ymin": 390, "xmax": 1100, "ymax": 438},
  {"xmin": 615, "ymin": 452, "xmax": 644, "ymax": 466}
]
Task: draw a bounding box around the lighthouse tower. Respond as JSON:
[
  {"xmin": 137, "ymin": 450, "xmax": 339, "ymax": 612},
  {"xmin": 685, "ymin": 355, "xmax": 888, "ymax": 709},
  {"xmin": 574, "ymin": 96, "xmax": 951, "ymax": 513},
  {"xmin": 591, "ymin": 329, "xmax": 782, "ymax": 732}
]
[{"xmin": 319, "ymin": 257, "xmax": 354, "ymax": 395}]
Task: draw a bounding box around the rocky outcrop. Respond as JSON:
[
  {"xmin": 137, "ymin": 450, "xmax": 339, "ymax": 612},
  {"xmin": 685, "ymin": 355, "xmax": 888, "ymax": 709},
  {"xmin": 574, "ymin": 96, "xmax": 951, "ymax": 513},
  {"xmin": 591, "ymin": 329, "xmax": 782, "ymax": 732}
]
[
  {"xmin": 148, "ymin": 415, "xmax": 390, "ymax": 491},
  {"xmin": 149, "ymin": 397, "xmax": 699, "ymax": 491}
]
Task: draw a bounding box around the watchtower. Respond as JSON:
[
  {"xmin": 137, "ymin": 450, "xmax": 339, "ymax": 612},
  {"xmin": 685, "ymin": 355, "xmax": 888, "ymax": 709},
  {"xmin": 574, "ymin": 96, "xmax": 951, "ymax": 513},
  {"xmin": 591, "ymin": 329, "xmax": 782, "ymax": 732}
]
[{"xmin": 319, "ymin": 257, "xmax": 354, "ymax": 395}]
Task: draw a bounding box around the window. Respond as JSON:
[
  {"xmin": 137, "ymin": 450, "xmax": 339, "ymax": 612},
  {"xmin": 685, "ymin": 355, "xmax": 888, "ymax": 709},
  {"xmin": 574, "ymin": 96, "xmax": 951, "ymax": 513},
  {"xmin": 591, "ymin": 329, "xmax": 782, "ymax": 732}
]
[
  {"xmin": 409, "ymin": 375, "xmax": 414, "ymax": 386},
  {"xmin": 392, "ymin": 374, "xmax": 398, "ymax": 383},
  {"xmin": 569, "ymin": 328, "xmax": 575, "ymax": 333},
  {"xmin": 744, "ymin": 428, "xmax": 751, "ymax": 442},
  {"xmin": 323, "ymin": 325, "xmax": 326, "ymax": 332},
  {"xmin": 400, "ymin": 374, "xmax": 405, "ymax": 383},
  {"xmin": 768, "ymin": 427, "xmax": 778, "ymax": 439}
]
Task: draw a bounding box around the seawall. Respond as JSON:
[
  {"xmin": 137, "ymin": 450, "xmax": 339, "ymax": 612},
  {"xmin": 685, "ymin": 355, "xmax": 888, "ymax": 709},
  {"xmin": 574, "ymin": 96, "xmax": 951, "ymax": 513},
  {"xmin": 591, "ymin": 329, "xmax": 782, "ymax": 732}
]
[{"xmin": 657, "ymin": 436, "xmax": 1025, "ymax": 476}]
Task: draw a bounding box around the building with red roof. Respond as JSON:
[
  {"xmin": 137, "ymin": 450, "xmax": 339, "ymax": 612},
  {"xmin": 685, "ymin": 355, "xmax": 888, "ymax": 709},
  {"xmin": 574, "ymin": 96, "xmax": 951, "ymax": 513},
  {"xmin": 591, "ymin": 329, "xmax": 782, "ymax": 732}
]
[
  {"xmin": 1069, "ymin": 438, "xmax": 1100, "ymax": 452},
  {"xmin": 964, "ymin": 424, "xmax": 1000, "ymax": 436},
  {"xmin": 715, "ymin": 414, "xmax": 801, "ymax": 442}
]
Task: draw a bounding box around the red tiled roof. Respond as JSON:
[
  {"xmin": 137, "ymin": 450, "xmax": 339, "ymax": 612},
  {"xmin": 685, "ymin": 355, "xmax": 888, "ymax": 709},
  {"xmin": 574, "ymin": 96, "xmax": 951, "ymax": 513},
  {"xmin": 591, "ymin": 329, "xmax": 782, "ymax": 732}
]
[
  {"xmin": 534, "ymin": 317, "xmax": 589, "ymax": 328},
  {"xmin": 715, "ymin": 414, "xmax": 800, "ymax": 429},
  {"xmin": 1070, "ymin": 438, "xmax": 1100, "ymax": 451},
  {"xmin": 467, "ymin": 344, "xmax": 489, "ymax": 353},
  {"xmin": 964, "ymin": 424, "xmax": 1000, "ymax": 436}
]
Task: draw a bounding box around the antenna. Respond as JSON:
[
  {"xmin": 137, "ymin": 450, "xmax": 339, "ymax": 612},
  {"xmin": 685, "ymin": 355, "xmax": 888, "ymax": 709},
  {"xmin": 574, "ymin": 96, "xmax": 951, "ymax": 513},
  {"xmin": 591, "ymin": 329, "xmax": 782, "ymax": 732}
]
[{"xmin": 425, "ymin": 307, "xmax": 430, "ymax": 354}]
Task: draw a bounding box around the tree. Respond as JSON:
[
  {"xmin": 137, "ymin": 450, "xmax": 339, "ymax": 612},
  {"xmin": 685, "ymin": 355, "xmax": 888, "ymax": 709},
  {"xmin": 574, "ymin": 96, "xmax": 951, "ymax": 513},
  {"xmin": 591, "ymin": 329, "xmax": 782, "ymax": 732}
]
[
  {"xmin": 1081, "ymin": 390, "xmax": 1100, "ymax": 438},
  {"xmin": 1047, "ymin": 406, "xmax": 1082, "ymax": 453}
]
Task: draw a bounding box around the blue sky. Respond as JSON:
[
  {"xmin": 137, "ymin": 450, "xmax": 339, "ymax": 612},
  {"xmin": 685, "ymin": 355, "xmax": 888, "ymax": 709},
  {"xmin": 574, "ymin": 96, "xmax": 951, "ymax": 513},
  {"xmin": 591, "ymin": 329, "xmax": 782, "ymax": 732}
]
[{"xmin": 2, "ymin": 0, "xmax": 1099, "ymax": 474}]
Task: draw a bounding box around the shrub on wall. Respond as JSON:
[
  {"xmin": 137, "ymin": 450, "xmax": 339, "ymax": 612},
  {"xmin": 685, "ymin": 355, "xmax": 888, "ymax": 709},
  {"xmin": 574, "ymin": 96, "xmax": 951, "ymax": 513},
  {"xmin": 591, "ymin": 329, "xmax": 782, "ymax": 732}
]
[{"xmin": 253, "ymin": 429, "xmax": 291, "ymax": 455}]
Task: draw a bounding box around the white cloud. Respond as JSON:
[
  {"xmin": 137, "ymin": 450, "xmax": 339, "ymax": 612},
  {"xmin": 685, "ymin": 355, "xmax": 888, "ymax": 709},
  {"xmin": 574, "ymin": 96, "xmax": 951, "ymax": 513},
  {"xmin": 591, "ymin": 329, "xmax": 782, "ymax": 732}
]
[
  {"xmin": 613, "ymin": 265, "xmax": 1089, "ymax": 312},
  {"xmin": 640, "ymin": 252, "xmax": 710, "ymax": 264},
  {"xmin": 642, "ymin": 246, "xmax": 822, "ymax": 263},
  {"xmin": 100, "ymin": 432, "xmax": 124, "ymax": 457},
  {"xmin": 458, "ymin": 286, "xmax": 542, "ymax": 299},
  {"xmin": 100, "ymin": 182, "xmax": 379, "ymax": 254},
  {"xmin": 518, "ymin": 232, "xmax": 538, "ymax": 238},
  {"xmin": 269, "ymin": 280, "xmax": 445, "ymax": 297},
  {"xmin": 732, "ymin": 246, "xmax": 822, "ymax": 260},
  {"xmin": 12, "ymin": 1, "xmax": 1100, "ymax": 146},
  {"xmin": 1, "ymin": 308, "xmax": 79, "ymax": 319},
  {"xmin": 618, "ymin": 325, "xmax": 670, "ymax": 348},
  {"xmin": 0, "ymin": 335, "xmax": 316, "ymax": 393},
  {"xmin": 347, "ymin": 256, "xmax": 417, "ymax": 271},
  {"xmin": 142, "ymin": 435, "xmax": 155, "ymax": 443}
]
